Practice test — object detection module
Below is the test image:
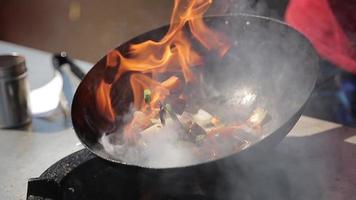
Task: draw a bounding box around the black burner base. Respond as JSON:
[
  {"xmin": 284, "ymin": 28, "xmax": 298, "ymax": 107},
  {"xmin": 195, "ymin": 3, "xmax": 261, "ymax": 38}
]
[
  {"xmin": 27, "ymin": 149, "xmax": 225, "ymax": 200},
  {"xmin": 28, "ymin": 147, "xmax": 320, "ymax": 200}
]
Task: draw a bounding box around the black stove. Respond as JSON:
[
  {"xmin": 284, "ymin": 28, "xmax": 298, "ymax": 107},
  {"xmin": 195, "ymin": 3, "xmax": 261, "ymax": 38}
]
[
  {"xmin": 27, "ymin": 149, "xmax": 229, "ymax": 200},
  {"xmin": 26, "ymin": 148, "xmax": 306, "ymax": 200}
]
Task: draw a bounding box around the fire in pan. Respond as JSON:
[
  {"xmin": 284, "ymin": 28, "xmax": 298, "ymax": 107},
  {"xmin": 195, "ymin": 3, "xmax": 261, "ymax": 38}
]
[{"xmin": 71, "ymin": 1, "xmax": 318, "ymax": 169}]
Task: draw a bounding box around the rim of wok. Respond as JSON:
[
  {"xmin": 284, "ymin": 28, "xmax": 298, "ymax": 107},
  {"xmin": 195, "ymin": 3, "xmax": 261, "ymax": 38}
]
[{"xmin": 71, "ymin": 13, "xmax": 319, "ymax": 169}]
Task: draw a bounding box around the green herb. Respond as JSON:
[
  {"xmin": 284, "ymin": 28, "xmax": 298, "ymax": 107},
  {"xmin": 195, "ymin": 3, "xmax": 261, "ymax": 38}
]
[{"xmin": 144, "ymin": 89, "xmax": 152, "ymax": 103}]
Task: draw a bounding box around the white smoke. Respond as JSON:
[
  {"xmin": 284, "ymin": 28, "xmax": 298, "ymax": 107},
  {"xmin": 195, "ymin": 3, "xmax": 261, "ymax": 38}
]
[{"xmin": 100, "ymin": 118, "xmax": 199, "ymax": 168}]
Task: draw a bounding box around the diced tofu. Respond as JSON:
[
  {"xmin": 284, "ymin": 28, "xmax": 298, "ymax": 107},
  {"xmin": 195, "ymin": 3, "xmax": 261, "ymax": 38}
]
[
  {"xmin": 193, "ymin": 109, "xmax": 213, "ymax": 127},
  {"xmin": 140, "ymin": 118, "xmax": 175, "ymax": 136},
  {"xmin": 140, "ymin": 124, "xmax": 163, "ymax": 136}
]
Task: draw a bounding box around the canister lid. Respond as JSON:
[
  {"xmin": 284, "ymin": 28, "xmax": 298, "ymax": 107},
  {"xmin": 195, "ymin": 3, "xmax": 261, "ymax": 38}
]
[{"xmin": 0, "ymin": 55, "xmax": 27, "ymax": 78}]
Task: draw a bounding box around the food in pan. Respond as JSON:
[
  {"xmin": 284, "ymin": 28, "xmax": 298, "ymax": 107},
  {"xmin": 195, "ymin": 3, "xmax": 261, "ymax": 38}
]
[{"xmin": 97, "ymin": 0, "xmax": 270, "ymax": 164}]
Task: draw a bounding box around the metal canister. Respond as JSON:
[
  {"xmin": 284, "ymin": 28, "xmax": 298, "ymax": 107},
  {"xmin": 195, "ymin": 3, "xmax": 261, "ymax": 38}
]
[{"xmin": 0, "ymin": 54, "xmax": 31, "ymax": 128}]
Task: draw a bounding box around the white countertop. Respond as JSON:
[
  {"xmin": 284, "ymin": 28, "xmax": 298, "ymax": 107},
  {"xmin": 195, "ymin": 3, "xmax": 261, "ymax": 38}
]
[
  {"xmin": 0, "ymin": 41, "xmax": 355, "ymax": 199},
  {"xmin": 0, "ymin": 41, "xmax": 91, "ymax": 199}
]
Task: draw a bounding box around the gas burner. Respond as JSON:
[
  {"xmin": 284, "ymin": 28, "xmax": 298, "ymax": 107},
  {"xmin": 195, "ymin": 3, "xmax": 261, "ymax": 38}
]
[
  {"xmin": 27, "ymin": 149, "xmax": 222, "ymax": 200},
  {"xmin": 28, "ymin": 149, "xmax": 267, "ymax": 200},
  {"xmin": 27, "ymin": 147, "xmax": 316, "ymax": 200}
]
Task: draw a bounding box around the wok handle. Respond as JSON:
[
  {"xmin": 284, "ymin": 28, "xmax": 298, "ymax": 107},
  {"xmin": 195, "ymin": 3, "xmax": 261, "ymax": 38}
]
[{"xmin": 52, "ymin": 52, "xmax": 86, "ymax": 80}]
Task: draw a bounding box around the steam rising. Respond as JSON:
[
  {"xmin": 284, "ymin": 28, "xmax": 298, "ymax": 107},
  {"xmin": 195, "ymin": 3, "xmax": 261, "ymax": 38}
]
[{"xmin": 100, "ymin": 117, "xmax": 198, "ymax": 168}]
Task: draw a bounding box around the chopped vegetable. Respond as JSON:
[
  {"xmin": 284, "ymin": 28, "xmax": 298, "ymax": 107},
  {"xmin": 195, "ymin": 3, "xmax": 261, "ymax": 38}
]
[
  {"xmin": 188, "ymin": 123, "xmax": 207, "ymax": 139},
  {"xmin": 144, "ymin": 89, "xmax": 152, "ymax": 104},
  {"xmin": 131, "ymin": 81, "xmax": 270, "ymax": 161}
]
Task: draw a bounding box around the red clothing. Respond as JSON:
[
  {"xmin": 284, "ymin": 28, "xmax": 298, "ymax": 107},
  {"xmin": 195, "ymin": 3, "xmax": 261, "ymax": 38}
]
[{"xmin": 285, "ymin": 0, "xmax": 356, "ymax": 74}]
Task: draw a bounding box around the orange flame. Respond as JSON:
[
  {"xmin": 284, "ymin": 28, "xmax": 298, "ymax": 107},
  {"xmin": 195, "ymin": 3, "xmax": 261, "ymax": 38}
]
[
  {"xmin": 96, "ymin": 0, "xmax": 230, "ymax": 140},
  {"xmin": 96, "ymin": 80, "xmax": 115, "ymax": 121}
]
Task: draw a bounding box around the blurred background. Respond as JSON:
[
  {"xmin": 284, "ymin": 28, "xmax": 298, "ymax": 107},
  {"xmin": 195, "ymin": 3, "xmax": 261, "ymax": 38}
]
[
  {"xmin": 1, "ymin": 0, "xmax": 356, "ymax": 127},
  {"xmin": 1, "ymin": 2, "xmax": 356, "ymax": 199},
  {"xmin": 0, "ymin": 0, "xmax": 173, "ymax": 62},
  {"xmin": 0, "ymin": 0, "xmax": 289, "ymax": 62}
]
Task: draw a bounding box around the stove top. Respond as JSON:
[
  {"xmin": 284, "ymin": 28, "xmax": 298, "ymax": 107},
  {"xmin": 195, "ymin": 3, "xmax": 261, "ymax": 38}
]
[
  {"xmin": 27, "ymin": 149, "xmax": 223, "ymax": 200},
  {"xmin": 26, "ymin": 148, "xmax": 313, "ymax": 200}
]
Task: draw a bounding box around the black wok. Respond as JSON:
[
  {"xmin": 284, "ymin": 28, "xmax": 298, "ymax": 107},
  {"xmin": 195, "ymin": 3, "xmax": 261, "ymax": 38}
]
[{"xmin": 70, "ymin": 14, "xmax": 319, "ymax": 169}]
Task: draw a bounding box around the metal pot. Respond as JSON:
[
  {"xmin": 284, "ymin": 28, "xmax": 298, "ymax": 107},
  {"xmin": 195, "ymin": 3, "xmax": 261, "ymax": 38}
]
[{"xmin": 69, "ymin": 14, "xmax": 319, "ymax": 169}]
